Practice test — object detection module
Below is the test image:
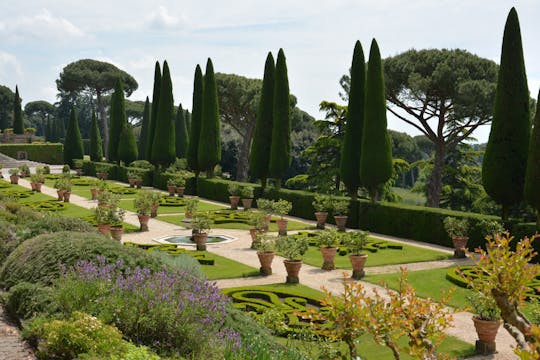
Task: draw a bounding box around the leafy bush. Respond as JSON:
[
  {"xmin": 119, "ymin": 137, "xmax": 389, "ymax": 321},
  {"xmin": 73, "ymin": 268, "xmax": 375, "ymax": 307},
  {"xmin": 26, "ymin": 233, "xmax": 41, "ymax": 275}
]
[
  {"xmin": 22, "ymin": 214, "xmax": 96, "ymax": 240},
  {"xmin": 149, "ymin": 251, "xmax": 205, "ymax": 279},
  {"xmin": 0, "ymin": 231, "xmax": 162, "ymax": 289},
  {"xmin": 5, "ymin": 282, "xmax": 56, "ymax": 320},
  {"xmin": 0, "ymin": 220, "xmax": 21, "ymax": 264}
]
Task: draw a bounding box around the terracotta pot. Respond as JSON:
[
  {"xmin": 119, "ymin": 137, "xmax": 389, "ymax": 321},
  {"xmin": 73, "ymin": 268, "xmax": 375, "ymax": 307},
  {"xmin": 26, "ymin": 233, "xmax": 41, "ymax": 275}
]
[
  {"xmin": 34, "ymin": 182, "xmax": 42, "ymax": 193},
  {"xmin": 284, "ymin": 259, "xmax": 302, "ymax": 284},
  {"xmin": 249, "ymin": 228, "xmax": 265, "ymax": 249},
  {"xmin": 10, "ymin": 175, "xmax": 19, "ymax": 184},
  {"xmin": 349, "ymin": 254, "xmax": 368, "ymax": 279},
  {"xmin": 257, "ymin": 251, "xmax": 275, "ymax": 276},
  {"xmin": 97, "ymin": 172, "xmax": 108, "ymax": 180},
  {"xmin": 98, "ymin": 223, "xmax": 111, "ymax": 236},
  {"xmin": 472, "ymin": 316, "xmax": 501, "ymax": 344},
  {"xmin": 128, "ymin": 178, "xmax": 136, "ymax": 188},
  {"xmin": 229, "ymin": 195, "xmax": 240, "ymax": 210},
  {"xmin": 334, "ymin": 215, "xmax": 348, "ymax": 232},
  {"xmin": 30, "ymin": 182, "xmax": 37, "ymax": 191},
  {"xmin": 167, "ymin": 185, "xmax": 176, "ymax": 196},
  {"xmin": 63, "ymin": 191, "xmax": 71, "ymax": 203},
  {"xmin": 150, "ymin": 204, "xmax": 159, "ymax": 218},
  {"xmin": 185, "ymin": 212, "xmax": 193, "ymax": 219},
  {"xmin": 110, "ymin": 226, "xmax": 123, "ymax": 241},
  {"xmin": 320, "ymin": 247, "xmax": 338, "ymax": 270},
  {"xmin": 276, "ymin": 219, "xmax": 288, "ymax": 236},
  {"xmin": 315, "ymin": 212, "xmax": 328, "ymax": 229},
  {"xmin": 242, "ymin": 198, "xmax": 253, "ymax": 210},
  {"xmin": 136, "ymin": 179, "xmax": 143, "ymax": 189},
  {"xmin": 264, "ymin": 214, "xmax": 271, "ymax": 231},
  {"xmin": 193, "ymin": 232, "xmax": 208, "ymax": 251},
  {"xmin": 75, "ymin": 169, "xmax": 82, "ymax": 176},
  {"xmin": 452, "ymin": 236, "xmax": 469, "ymax": 258},
  {"xmin": 176, "ymin": 187, "xmax": 185, "ymax": 197},
  {"xmin": 90, "ymin": 188, "xmax": 98, "ymax": 200},
  {"xmin": 57, "ymin": 189, "xmax": 66, "ymax": 201},
  {"xmin": 138, "ymin": 214, "xmax": 150, "ymax": 232}
]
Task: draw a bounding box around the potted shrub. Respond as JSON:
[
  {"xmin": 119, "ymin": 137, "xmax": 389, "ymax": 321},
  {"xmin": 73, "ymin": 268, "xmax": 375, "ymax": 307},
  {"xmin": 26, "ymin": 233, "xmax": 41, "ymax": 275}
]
[
  {"xmin": 94, "ymin": 206, "xmax": 112, "ymax": 236},
  {"xmin": 134, "ymin": 191, "xmax": 153, "ymax": 231},
  {"xmin": 127, "ymin": 171, "xmax": 138, "ymax": 188},
  {"xmin": 167, "ymin": 177, "xmax": 177, "ymax": 196},
  {"xmin": 443, "ymin": 216, "xmax": 470, "ymax": 258},
  {"xmin": 54, "ymin": 177, "xmax": 72, "ymax": 202},
  {"xmin": 184, "ymin": 197, "xmax": 199, "ymax": 220},
  {"xmin": 18, "ymin": 164, "xmax": 30, "ymax": 178},
  {"xmin": 175, "ymin": 175, "xmax": 186, "ymax": 197},
  {"xmin": 89, "ymin": 179, "xmax": 101, "ymax": 200},
  {"xmin": 477, "ymin": 219, "xmax": 505, "ymax": 239},
  {"xmin": 29, "ymin": 174, "xmax": 43, "ymax": 192},
  {"xmin": 343, "ymin": 230, "xmax": 369, "ymax": 279},
  {"xmin": 467, "ymin": 292, "xmax": 501, "ymax": 353},
  {"xmin": 312, "ymin": 195, "xmax": 331, "ymax": 229},
  {"xmin": 332, "ymin": 199, "xmax": 349, "ymax": 232},
  {"xmin": 109, "ymin": 207, "xmax": 126, "ymax": 241},
  {"xmin": 61, "ymin": 178, "xmax": 73, "ymax": 203},
  {"xmin": 148, "ymin": 191, "xmax": 162, "ymax": 218},
  {"xmin": 73, "ymin": 159, "xmax": 84, "ymax": 176},
  {"xmin": 318, "ymin": 228, "xmax": 339, "ymax": 270},
  {"xmin": 256, "ymin": 198, "xmax": 275, "ymax": 231},
  {"xmin": 273, "ymin": 199, "xmax": 292, "ymax": 236},
  {"xmin": 43, "ymin": 165, "xmax": 50, "ymax": 175},
  {"xmin": 241, "ymin": 186, "xmax": 255, "ymax": 210},
  {"xmin": 228, "ymin": 184, "xmax": 241, "ymax": 210},
  {"xmin": 255, "ymin": 234, "xmax": 275, "ymax": 276},
  {"xmin": 96, "ymin": 165, "xmax": 108, "ymax": 180},
  {"xmin": 192, "ymin": 213, "xmax": 213, "ymax": 251},
  {"xmin": 275, "ymin": 235, "xmax": 309, "ymax": 284},
  {"xmin": 62, "ymin": 164, "xmax": 70, "ymax": 175},
  {"xmin": 8, "ymin": 168, "xmax": 19, "ymax": 184},
  {"xmin": 249, "ymin": 211, "xmax": 267, "ymax": 249}
]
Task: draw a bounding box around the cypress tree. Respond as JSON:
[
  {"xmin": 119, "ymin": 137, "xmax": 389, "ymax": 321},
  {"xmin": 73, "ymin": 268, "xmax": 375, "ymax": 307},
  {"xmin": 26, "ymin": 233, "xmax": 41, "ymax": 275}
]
[
  {"xmin": 107, "ymin": 78, "xmax": 126, "ymax": 163},
  {"xmin": 482, "ymin": 8, "xmax": 531, "ymax": 220},
  {"xmin": 118, "ymin": 125, "xmax": 138, "ymax": 165},
  {"xmin": 13, "ymin": 86, "xmax": 23, "ymax": 134},
  {"xmin": 198, "ymin": 58, "xmax": 221, "ymax": 178},
  {"xmin": 269, "ymin": 49, "xmax": 291, "ymax": 189},
  {"xmin": 187, "ymin": 65, "xmax": 204, "ymax": 175},
  {"xmin": 151, "ymin": 60, "xmax": 176, "ymax": 168},
  {"xmin": 184, "ymin": 109, "xmax": 191, "ymax": 135},
  {"xmin": 249, "ymin": 52, "xmax": 275, "ymax": 190},
  {"xmin": 63, "ymin": 107, "xmax": 84, "ymax": 168},
  {"xmin": 525, "ymin": 89, "xmax": 540, "ymax": 226},
  {"xmin": 138, "ymin": 97, "xmax": 151, "ymax": 159},
  {"xmin": 56, "ymin": 116, "xmax": 65, "ymax": 141},
  {"xmin": 340, "ymin": 41, "xmax": 366, "ymax": 200},
  {"xmin": 146, "ymin": 62, "xmax": 161, "ymax": 160},
  {"xmin": 359, "ymin": 39, "xmax": 393, "ymax": 203},
  {"xmin": 89, "ymin": 111, "xmax": 103, "ymax": 161},
  {"xmin": 175, "ymin": 103, "xmax": 189, "ymax": 158}
]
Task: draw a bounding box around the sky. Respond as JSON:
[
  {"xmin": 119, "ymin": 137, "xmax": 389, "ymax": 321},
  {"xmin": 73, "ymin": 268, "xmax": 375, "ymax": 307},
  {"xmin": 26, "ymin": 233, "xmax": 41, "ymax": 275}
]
[{"xmin": 1, "ymin": 0, "xmax": 539, "ymax": 143}]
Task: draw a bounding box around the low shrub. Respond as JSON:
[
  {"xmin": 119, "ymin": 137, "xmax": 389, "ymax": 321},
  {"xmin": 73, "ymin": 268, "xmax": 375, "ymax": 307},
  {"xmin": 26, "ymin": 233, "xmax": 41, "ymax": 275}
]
[
  {"xmin": 22, "ymin": 214, "xmax": 96, "ymax": 240},
  {"xmin": 5, "ymin": 282, "xmax": 55, "ymax": 320},
  {"xmin": 0, "ymin": 231, "xmax": 162, "ymax": 289},
  {"xmin": 0, "ymin": 220, "xmax": 20, "ymax": 264}
]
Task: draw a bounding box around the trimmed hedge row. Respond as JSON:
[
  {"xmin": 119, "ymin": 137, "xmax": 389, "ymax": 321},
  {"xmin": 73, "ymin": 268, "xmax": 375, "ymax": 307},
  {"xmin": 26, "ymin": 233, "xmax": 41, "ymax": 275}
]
[{"xmin": 0, "ymin": 143, "xmax": 63, "ymax": 164}]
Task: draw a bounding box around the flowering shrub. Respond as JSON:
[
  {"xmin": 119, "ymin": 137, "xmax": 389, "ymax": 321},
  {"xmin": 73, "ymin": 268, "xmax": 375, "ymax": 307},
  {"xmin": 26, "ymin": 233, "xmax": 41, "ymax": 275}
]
[{"xmin": 55, "ymin": 257, "xmax": 241, "ymax": 357}]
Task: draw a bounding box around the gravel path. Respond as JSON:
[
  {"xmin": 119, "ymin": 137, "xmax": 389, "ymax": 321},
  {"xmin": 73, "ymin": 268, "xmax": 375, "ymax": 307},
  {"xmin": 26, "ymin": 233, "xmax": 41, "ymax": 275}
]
[{"xmin": 0, "ymin": 305, "xmax": 35, "ymax": 360}]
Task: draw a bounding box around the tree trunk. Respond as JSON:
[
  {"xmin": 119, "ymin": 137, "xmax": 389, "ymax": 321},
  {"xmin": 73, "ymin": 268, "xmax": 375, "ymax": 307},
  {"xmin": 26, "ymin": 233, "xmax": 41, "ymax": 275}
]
[
  {"xmin": 426, "ymin": 141, "xmax": 445, "ymax": 207},
  {"xmin": 97, "ymin": 91, "xmax": 108, "ymax": 160},
  {"xmin": 235, "ymin": 124, "xmax": 255, "ymax": 182}
]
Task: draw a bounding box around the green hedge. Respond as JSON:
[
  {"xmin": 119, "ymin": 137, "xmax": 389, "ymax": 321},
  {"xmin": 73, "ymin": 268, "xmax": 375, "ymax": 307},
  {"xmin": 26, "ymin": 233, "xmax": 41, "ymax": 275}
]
[
  {"xmin": 0, "ymin": 143, "xmax": 63, "ymax": 164},
  {"xmin": 82, "ymin": 161, "xmax": 153, "ymax": 186},
  {"xmin": 152, "ymin": 172, "xmax": 196, "ymax": 195}
]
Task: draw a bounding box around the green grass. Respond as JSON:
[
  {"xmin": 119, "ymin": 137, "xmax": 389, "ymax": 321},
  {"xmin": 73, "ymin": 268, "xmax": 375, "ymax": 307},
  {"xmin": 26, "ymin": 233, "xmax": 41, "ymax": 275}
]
[
  {"xmin": 118, "ymin": 198, "xmax": 225, "ymax": 214},
  {"xmin": 200, "ymin": 251, "xmax": 259, "ymax": 280},
  {"xmin": 392, "ymin": 186, "xmax": 426, "ymax": 206},
  {"xmin": 222, "ymin": 283, "xmax": 326, "ymax": 299},
  {"xmin": 157, "ymin": 214, "xmax": 314, "ymax": 231},
  {"xmin": 300, "ymin": 237, "xmax": 452, "ymax": 269}
]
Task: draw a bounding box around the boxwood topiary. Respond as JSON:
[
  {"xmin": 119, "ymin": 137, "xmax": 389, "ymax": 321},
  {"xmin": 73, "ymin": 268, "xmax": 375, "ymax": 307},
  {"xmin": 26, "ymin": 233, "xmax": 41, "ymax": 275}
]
[
  {"xmin": 5, "ymin": 282, "xmax": 56, "ymax": 320},
  {"xmin": 0, "ymin": 231, "xmax": 163, "ymax": 289}
]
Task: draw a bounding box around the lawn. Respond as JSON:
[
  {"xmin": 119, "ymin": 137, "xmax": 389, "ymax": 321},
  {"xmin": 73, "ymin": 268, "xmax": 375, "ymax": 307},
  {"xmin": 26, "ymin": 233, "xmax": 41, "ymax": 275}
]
[
  {"xmin": 300, "ymin": 237, "xmax": 452, "ymax": 269},
  {"xmin": 200, "ymin": 251, "xmax": 259, "ymax": 280},
  {"xmin": 118, "ymin": 197, "xmax": 226, "ymax": 214},
  {"xmin": 391, "ymin": 186, "xmax": 426, "ymax": 206}
]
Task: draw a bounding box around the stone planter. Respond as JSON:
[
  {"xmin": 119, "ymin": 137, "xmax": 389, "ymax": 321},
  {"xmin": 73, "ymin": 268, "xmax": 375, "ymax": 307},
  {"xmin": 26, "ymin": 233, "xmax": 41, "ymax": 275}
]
[
  {"xmin": 138, "ymin": 214, "xmax": 150, "ymax": 232},
  {"xmin": 90, "ymin": 188, "xmax": 98, "ymax": 200},
  {"xmin": 242, "ymin": 198, "xmax": 253, "ymax": 210},
  {"xmin": 57, "ymin": 189, "xmax": 66, "ymax": 201},
  {"xmin": 452, "ymin": 236, "xmax": 469, "ymax": 258},
  {"xmin": 349, "ymin": 254, "xmax": 368, "ymax": 279},
  {"xmin": 110, "ymin": 226, "xmax": 123, "ymax": 241},
  {"xmin": 10, "ymin": 175, "xmax": 19, "ymax": 184},
  {"xmin": 257, "ymin": 251, "xmax": 275, "ymax": 276},
  {"xmin": 98, "ymin": 223, "xmax": 111, "ymax": 236},
  {"xmin": 176, "ymin": 187, "xmax": 185, "ymax": 197},
  {"xmin": 63, "ymin": 191, "xmax": 71, "ymax": 203},
  {"xmin": 193, "ymin": 232, "xmax": 208, "ymax": 251},
  {"xmin": 472, "ymin": 316, "xmax": 501, "ymax": 355},
  {"xmin": 249, "ymin": 228, "xmax": 264, "ymax": 249},
  {"xmin": 284, "ymin": 259, "xmax": 302, "ymax": 284},
  {"xmin": 276, "ymin": 219, "xmax": 288, "ymax": 236},
  {"xmin": 315, "ymin": 212, "xmax": 328, "ymax": 229},
  {"xmin": 229, "ymin": 196, "xmax": 240, "ymax": 210},
  {"xmin": 320, "ymin": 247, "xmax": 338, "ymax": 270},
  {"xmin": 167, "ymin": 185, "xmax": 176, "ymax": 196},
  {"xmin": 334, "ymin": 215, "xmax": 348, "ymax": 232}
]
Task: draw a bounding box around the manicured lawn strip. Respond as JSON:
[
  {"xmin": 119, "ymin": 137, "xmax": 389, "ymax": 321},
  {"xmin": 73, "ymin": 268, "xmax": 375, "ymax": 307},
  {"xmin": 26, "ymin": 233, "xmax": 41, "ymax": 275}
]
[
  {"xmin": 391, "ymin": 186, "xmax": 426, "ymax": 206},
  {"xmin": 301, "ymin": 237, "xmax": 452, "ymax": 269},
  {"xmin": 200, "ymin": 251, "xmax": 259, "ymax": 280},
  {"xmin": 118, "ymin": 198, "xmax": 226, "ymax": 214},
  {"xmin": 363, "ymin": 267, "xmax": 471, "ymax": 310}
]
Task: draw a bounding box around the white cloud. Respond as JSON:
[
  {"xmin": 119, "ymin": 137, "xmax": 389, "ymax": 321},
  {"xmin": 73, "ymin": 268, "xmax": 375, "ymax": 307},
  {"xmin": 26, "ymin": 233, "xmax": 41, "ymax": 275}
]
[
  {"xmin": 147, "ymin": 6, "xmax": 190, "ymax": 30},
  {"xmin": 0, "ymin": 52, "xmax": 22, "ymax": 77},
  {"xmin": 0, "ymin": 9, "xmax": 85, "ymax": 43}
]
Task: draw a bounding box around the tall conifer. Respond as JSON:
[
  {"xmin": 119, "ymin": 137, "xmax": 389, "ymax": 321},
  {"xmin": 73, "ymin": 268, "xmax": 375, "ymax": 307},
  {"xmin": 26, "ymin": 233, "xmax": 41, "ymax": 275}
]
[
  {"xmin": 187, "ymin": 65, "xmax": 204, "ymax": 175},
  {"xmin": 146, "ymin": 62, "xmax": 161, "ymax": 160},
  {"xmin": 525, "ymin": 90, "xmax": 540, "ymax": 226},
  {"xmin": 89, "ymin": 111, "xmax": 103, "ymax": 161},
  {"xmin": 184, "ymin": 109, "xmax": 191, "ymax": 135},
  {"xmin": 151, "ymin": 61, "xmax": 175, "ymax": 168},
  {"xmin": 482, "ymin": 8, "xmax": 531, "ymax": 220},
  {"xmin": 138, "ymin": 97, "xmax": 151, "ymax": 159},
  {"xmin": 198, "ymin": 58, "xmax": 221, "ymax": 177},
  {"xmin": 340, "ymin": 41, "xmax": 366, "ymax": 199},
  {"xmin": 249, "ymin": 52, "xmax": 275, "ymax": 190},
  {"xmin": 118, "ymin": 125, "xmax": 138, "ymax": 165},
  {"xmin": 63, "ymin": 107, "xmax": 84, "ymax": 167},
  {"xmin": 359, "ymin": 39, "xmax": 393, "ymax": 202},
  {"xmin": 13, "ymin": 86, "xmax": 23, "ymax": 134},
  {"xmin": 107, "ymin": 78, "xmax": 126, "ymax": 163},
  {"xmin": 175, "ymin": 103, "xmax": 189, "ymax": 158}
]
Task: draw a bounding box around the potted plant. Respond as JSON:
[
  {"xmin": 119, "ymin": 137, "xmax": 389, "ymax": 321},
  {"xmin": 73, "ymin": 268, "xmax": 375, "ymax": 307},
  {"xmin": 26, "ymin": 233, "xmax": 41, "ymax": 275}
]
[
  {"xmin": 148, "ymin": 191, "xmax": 162, "ymax": 218},
  {"xmin": 275, "ymin": 235, "xmax": 309, "ymax": 284},
  {"xmin": 175, "ymin": 175, "xmax": 186, "ymax": 197},
  {"xmin": 332, "ymin": 199, "xmax": 349, "ymax": 232},
  {"xmin": 249, "ymin": 211, "xmax": 267, "ymax": 248},
  {"xmin": 255, "ymin": 234, "xmax": 275, "ymax": 276},
  {"xmin": 477, "ymin": 219, "xmax": 505, "ymax": 239},
  {"xmin": 443, "ymin": 217, "xmax": 470, "ymax": 258},
  {"xmin": 318, "ymin": 228, "xmax": 339, "ymax": 270},
  {"xmin": 127, "ymin": 171, "xmax": 138, "ymax": 188},
  {"xmin": 43, "ymin": 165, "xmax": 50, "ymax": 175},
  {"xmin": 29, "ymin": 174, "xmax": 43, "ymax": 192},
  {"xmin": 73, "ymin": 159, "xmax": 84, "ymax": 176},
  {"xmin": 134, "ymin": 191, "xmax": 153, "ymax": 231},
  {"xmin": 343, "ymin": 230, "xmax": 369, "ymax": 279},
  {"xmin": 192, "ymin": 213, "xmax": 213, "ymax": 251},
  {"xmin": 241, "ymin": 186, "xmax": 255, "ymax": 210},
  {"xmin": 62, "ymin": 164, "xmax": 70, "ymax": 175},
  {"xmin": 256, "ymin": 198, "xmax": 275, "ymax": 231},
  {"xmin": 273, "ymin": 199, "xmax": 292, "ymax": 236},
  {"xmin": 18, "ymin": 164, "xmax": 30, "ymax": 178},
  {"xmin": 61, "ymin": 178, "xmax": 73, "ymax": 203},
  {"xmin": 89, "ymin": 179, "xmax": 101, "ymax": 200},
  {"xmin": 167, "ymin": 177, "xmax": 177, "ymax": 196},
  {"xmin": 8, "ymin": 168, "xmax": 19, "ymax": 184},
  {"xmin": 312, "ymin": 195, "xmax": 331, "ymax": 229},
  {"xmin": 94, "ymin": 206, "xmax": 112, "ymax": 236},
  {"xmin": 184, "ymin": 196, "xmax": 199, "ymax": 220},
  {"xmin": 109, "ymin": 207, "xmax": 126, "ymax": 241},
  {"xmin": 96, "ymin": 165, "xmax": 108, "ymax": 180},
  {"xmin": 467, "ymin": 292, "xmax": 501, "ymax": 353},
  {"xmin": 54, "ymin": 177, "xmax": 72, "ymax": 202},
  {"xmin": 228, "ymin": 184, "xmax": 241, "ymax": 210}
]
